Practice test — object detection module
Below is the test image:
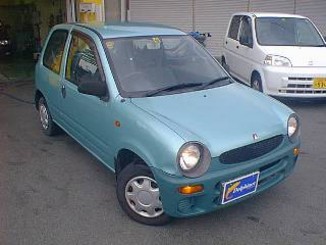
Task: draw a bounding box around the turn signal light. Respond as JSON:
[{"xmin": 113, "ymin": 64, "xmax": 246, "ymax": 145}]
[
  {"xmin": 293, "ymin": 147, "xmax": 300, "ymax": 156},
  {"xmin": 178, "ymin": 184, "xmax": 204, "ymax": 195}
]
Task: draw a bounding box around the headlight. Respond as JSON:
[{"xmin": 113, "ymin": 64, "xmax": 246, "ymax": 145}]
[
  {"xmin": 177, "ymin": 142, "xmax": 211, "ymax": 178},
  {"xmin": 264, "ymin": 55, "xmax": 292, "ymax": 67},
  {"xmin": 287, "ymin": 114, "xmax": 299, "ymax": 141},
  {"xmin": 0, "ymin": 40, "xmax": 9, "ymax": 46}
]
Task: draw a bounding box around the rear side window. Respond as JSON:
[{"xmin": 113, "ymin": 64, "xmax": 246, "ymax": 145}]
[
  {"xmin": 228, "ymin": 16, "xmax": 242, "ymax": 40},
  {"xmin": 43, "ymin": 30, "xmax": 68, "ymax": 74}
]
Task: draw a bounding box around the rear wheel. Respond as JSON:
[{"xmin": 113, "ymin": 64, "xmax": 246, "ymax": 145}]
[
  {"xmin": 116, "ymin": 162, "xmax": 171, "ymax": 225},
  {"xmin": 251, "ymin": 73, "xmax": 263, "ymax": 92},
  {"xmin": 38, "ymin": 97, "xmax": 60, "ymax": 136}
]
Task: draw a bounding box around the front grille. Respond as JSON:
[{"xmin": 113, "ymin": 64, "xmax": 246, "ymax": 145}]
[
  {"xmin": 278, "ymin": 77, "xmax": 326, "ymax": 94},
  {"xmin": 219, "ymin": 135, "xmax": 284, "ymax": 164}
]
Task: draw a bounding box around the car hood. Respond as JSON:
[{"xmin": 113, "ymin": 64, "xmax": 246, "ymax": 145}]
[
  {"xmin": 130, "ymin": 83, "xmax": 292, "ymax": 157},
  {"xmin": 260, "ymin": 45, "xmax": 326, "ymax": 67}
]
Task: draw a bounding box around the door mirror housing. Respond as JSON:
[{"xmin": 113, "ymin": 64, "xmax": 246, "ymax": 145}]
[{"xmin": 78, "ymin": 73, "xmax": 107, "ymax": 98}]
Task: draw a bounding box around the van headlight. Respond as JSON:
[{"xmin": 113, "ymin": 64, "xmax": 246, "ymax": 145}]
[
  {"xmin": 264, "ymin": 55, "xmax": 292, "ymax": 67},
  {"xmin": 177, "ymin": 142, "xmax": 211, "ymax": 178},
  {"xmin": 287, "ymin": 114, "xmax": 299, "ymax": 142}
]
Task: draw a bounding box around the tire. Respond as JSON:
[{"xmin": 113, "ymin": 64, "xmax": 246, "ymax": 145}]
[
  {"xmin": 251, "ymin": 73, "xmax": 263, "ymax": 92},
  {"xmin": 221, "ymin": 57, "xmax": 229, "ymax": 72},
  {"xmin": 116, "ymin": 163, "xmax": 172, "ymax": 225},
  {"xmin": 38, "ymin": 97, "xmax": 60, "ymax": 136}
]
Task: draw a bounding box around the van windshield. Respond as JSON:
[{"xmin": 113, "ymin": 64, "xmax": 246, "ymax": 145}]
[
  {"xmin": 255, "ymin": 17, "xmax": 325, "ymax": 47},
  {"xmin": 105, "ymin": 35, "xmax": 230, "ymax": 98}
]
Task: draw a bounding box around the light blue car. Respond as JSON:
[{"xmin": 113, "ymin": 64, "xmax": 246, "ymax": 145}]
[{"xmin": 35, "ymin": 22, "xmax": 300, "ymax": 225}]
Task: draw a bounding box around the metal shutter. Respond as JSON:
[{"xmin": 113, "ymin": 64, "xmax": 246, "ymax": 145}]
[
  {"xmin": 249, "ymin": 0, "xmax": 295, "ymax": 13},
  {"xmin": 129, "ymin": 0, "xmax": 193, "ymax": 32},
  {"xmin": 194, "ymin": 0, "xmax": 248, "ymax": 57},
  {"xmin": 295, "ymin": 0, "xmax": 326, "ymax": 35}
]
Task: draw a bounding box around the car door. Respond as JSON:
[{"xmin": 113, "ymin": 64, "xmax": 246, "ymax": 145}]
[
  {"xmin": 38, "ymin": 29, "xmax": 69, "ymax": 120},
  {"xmin": 236, "ymin": 16, "xmax": 255, "ymax": 84},
  {"xmin": 60, "ymin": 30, "xmax": 114, "ymax": 164},
  {"xmin": 224, "ymin": 15, "xmax": 242, "ymax": 77}
]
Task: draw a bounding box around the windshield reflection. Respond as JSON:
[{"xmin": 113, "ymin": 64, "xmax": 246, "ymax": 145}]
[
  {"xmin": 256, "ymin": 17, "xmax": 325, "ymax": 46},
  {"xmin": 105, "ymin": 35, "xmax": 229, "ymax": 98}
]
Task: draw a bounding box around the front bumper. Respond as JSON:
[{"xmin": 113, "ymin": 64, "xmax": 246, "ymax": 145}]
[
  {"xmin": 152, "ymin": 138, "xmax": 299, "ymax": 218},
  {"xmin": 262, "ymin": 66, "xmax": 326, "ymax": 98}
]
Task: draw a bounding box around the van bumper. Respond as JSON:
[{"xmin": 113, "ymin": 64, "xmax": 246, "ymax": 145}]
[{"xmin": 261, "ymin": 66, "xmax": 326, "ymax": 98}]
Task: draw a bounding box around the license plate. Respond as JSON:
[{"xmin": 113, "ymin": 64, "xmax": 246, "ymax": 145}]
[
  {"xmin": 221, "ymin": 171, "xmax": 260, "ymax": 205},
  {"xmin": 313, "ymin": 78, "xmax": 326, "ymax": 89}
]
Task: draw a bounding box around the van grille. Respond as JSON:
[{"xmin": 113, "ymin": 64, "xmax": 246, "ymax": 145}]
[
  {"xmin": 278, "ymin": 77, "xmax": 326, "ymax": 94},
  {"xmin": 219, "ymin": 135, "xmax": 284, "ymax": 164}
]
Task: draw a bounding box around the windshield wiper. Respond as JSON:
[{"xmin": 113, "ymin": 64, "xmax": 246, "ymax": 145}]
[
  {"xmin": 145, "ymin": 82, "xmax": 203, "ymax": 97},
  {"xmin": 201, "ymin": 76, "xmax": 231, "ymax": 89}
]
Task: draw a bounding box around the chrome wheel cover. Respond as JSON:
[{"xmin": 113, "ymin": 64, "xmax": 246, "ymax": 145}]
[
  {"xmin": 39, "ymin": 103, "xmax": 49, "ymax": 130},
  {"xmin": 125, "ymin": 176, "xmax": 164, "ymax": 218}
]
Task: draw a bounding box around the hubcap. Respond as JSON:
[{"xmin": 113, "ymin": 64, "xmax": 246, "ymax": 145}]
[
  {"xmin": 39, "ymin": 103, "xmax": 49, "ymax": 130},
  {"xmin": 125, "ymin": 176, "xmax": 163, "ymax": 218},
  {"xmin": 252, "ymin": 79, "xmax": 261, "ymax": 91}
]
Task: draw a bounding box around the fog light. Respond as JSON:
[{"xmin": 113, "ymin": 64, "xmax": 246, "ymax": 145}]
[
  {"xmin": 178, "ymin": 184, "xmax": 204, "ymax": 195},
  {"xmin": 293, "ymin": 147, "xmax": 300, "ymax": 156}
]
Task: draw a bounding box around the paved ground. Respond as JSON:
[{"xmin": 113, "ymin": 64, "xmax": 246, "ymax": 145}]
[{"xmin": 1, "ymin": 80, "xmax": 326, "ymax": 245}]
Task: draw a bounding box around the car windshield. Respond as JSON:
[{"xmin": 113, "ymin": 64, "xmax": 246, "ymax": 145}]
[
  {"xmin": 255, "ymin": 17, "xmax": 325, "ymax": 46},
  {"xmin": 105, "ymin": 35, "xmax": 231, "ymax": 98}
]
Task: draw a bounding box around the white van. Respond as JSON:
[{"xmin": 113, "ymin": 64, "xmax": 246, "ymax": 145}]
[{"xmin": 222, "ymin": 12, "xmax": 326, "ymax": 98}]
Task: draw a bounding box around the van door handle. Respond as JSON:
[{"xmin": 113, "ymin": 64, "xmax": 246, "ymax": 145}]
[{"xmin": 61, "ymin": 84, "xmax": 66, "ymax": 98}]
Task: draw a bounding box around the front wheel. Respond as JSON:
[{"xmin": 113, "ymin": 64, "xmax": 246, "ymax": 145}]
[
  {"xmin": 116, "ymin": 163, "xmax": 171, "ymax": 225},
  {"xmin": 251, "ymin": 74, "xmax": 263, "ymax": 92}
]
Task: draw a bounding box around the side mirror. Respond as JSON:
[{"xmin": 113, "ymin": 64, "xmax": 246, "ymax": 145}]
[
  {"xmin": 77, "ymin": 73, "xmax": 107, "ymax": 97},
  {"xmin": 239, "ymin": 36, "xmax": 253, "ymax": 48}
]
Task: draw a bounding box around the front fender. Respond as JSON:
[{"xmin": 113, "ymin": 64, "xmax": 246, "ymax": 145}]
[{"xmin": 112, "ymin": 99, "xmax": 185, "ymax": 176}]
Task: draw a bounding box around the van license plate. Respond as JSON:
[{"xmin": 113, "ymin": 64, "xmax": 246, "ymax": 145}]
[
  {"xmin": 221, "ymin": 172, "xmax": 260, "ymax": 205},
  {"xmin": 313, "ymin": 78, "xmax": 326, "ymax": 89}
]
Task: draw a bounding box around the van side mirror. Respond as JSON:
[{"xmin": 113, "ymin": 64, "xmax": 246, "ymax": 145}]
[
  {"xmin": 77, "ymin": 73, "xmax": 107, "ymax": 97},
  {"xmin": 239, "ymin": 36, "xmax": 253, "ymax": 48}
]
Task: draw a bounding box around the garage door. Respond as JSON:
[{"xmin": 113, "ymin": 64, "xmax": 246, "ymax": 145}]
[
  {"xmin": 249, "ymin": 0, "xmax": 295, "ymax": 13},
  {"xmin": 295, "ymin": 0, "xmax": 326, "ymax": 35},
  {"xmin": 194, "ymin": 0, "xmax": 248, "ymax": 56},
  {"xmin": 129, "ymin": 0, "xmax": 193, "ymax": 32}
]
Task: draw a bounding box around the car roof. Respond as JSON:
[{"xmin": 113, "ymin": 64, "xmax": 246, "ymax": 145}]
[
  {"xmin": 233, "ymin": 12, "xmax": 307, "ymax": 19},
  {"xmin": 56, "ymin": 22, "xmax": 186, "ymax": 39}
]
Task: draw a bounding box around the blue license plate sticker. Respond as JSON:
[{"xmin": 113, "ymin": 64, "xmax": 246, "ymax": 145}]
[{"xmin": 221, "ymin": 171, "xmax": 260, "ymax": 205}]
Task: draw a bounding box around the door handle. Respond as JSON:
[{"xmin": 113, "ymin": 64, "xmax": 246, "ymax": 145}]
[
  {"xmin": 61, "ymin": 84, "xmax": 66, "ymax": 98},
  {"xmin": 236, "ymin": 45, "xmax": 239, "ymax": 49}
]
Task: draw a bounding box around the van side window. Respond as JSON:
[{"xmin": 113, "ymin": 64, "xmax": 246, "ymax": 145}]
[
  {"xmin": 43, "ymin": 30, "xmax": 68, "ymax": 74},
  {"xmin": 238, "ymin": 16, "xmax": 253, "ymax": 47},
  {"xmin": 228, "ymin": 16, "xmax": 242, "ymax": 40},
  {"xmin": 65, "ymin": 33, "xmax": 103, "ymax": 86}
]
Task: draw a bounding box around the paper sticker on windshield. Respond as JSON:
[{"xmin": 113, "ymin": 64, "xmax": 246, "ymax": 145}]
[
  {"xmin": 152, "ymin": 37, "xmax": 161, "ymax": 44},
  {"xmin": 106, "ymin": 41, "xmax": 114, "ymax": 49}
]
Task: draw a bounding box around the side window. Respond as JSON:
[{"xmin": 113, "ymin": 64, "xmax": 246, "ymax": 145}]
[
  {"xmin": 65, "ymin": 32, "xmax": 103, "ymax": 86},
  {"xmin": 228, "ymin": 16, "xmax": 241, "ymax": 40},
  {"xmin": 43, "ymin": 30, "xmax": 68, "ymax": 74},
  {"xmin": 238, "ymin": 16, "xmax": 253, "ymax": 47}
]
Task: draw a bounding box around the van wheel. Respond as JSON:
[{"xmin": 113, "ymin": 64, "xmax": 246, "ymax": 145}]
[
  {"xmin": 251, "ymin": 74, "xmax": 263, "ymax": 92},
  {"xmin": 116, "ymin": 163, "xmax": 171, "ymax": 226},
  {"xmin": 38, "ymin": 97, "xmax": 60, "ymax": 136},
  {"xmin": 221, "ymin": 57, "xmax": 229, "ymax": 72}
]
